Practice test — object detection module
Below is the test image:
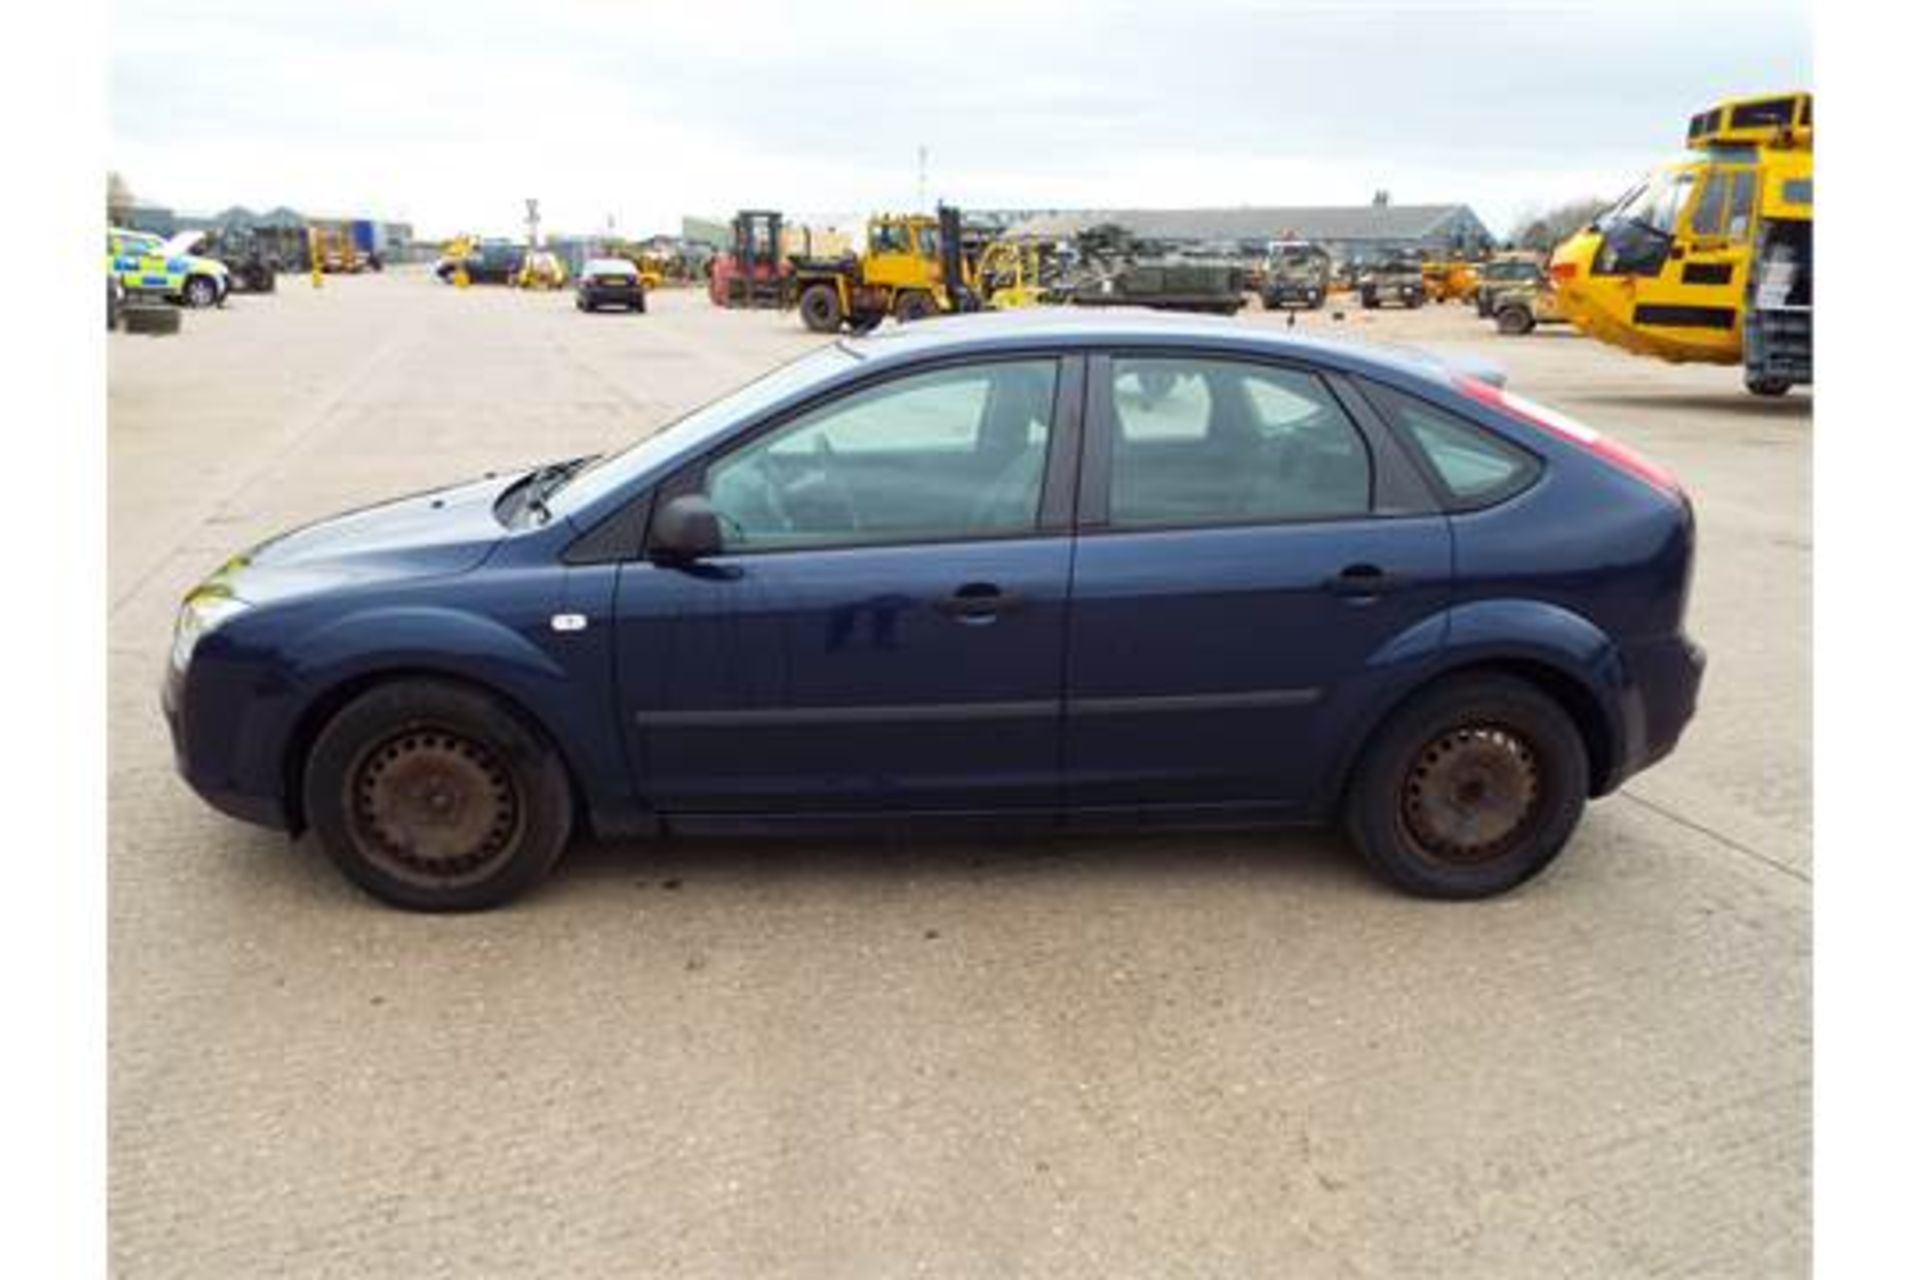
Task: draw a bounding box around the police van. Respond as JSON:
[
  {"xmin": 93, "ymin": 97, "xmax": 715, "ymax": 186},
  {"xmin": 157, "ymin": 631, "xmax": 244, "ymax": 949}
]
[{"xmin": 107, "ymin": 228, "xmax": 231, "ymax": 309}]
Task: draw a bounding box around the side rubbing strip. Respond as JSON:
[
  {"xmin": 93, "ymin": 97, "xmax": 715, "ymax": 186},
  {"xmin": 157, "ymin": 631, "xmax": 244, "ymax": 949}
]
[
  {"xmin": 635, "ymin": 688, "xmax": 1322, "ymax": 728},
  {"xmin": 637, "ymin": 700, "xmax": 1056, "ymax": 728},
  {"xmin": 1068, "ymin": 688, "xmax": 1322, "ymax": 716}
]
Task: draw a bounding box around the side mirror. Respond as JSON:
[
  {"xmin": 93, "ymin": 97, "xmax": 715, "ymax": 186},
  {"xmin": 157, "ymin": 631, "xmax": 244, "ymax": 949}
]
[{"xmin": 648, "ymin": 493, "xmax": 724, "ymax": 564}]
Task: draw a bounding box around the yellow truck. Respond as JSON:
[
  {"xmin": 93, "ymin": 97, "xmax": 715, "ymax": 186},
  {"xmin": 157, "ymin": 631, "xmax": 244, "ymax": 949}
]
[
  {"xmin": 1550, "ymin": 91, "xmax": 1811, "ymax": 396},
  {"xmin": 790, "ymin": 207, "xmax": 979, "ymax": 332}
]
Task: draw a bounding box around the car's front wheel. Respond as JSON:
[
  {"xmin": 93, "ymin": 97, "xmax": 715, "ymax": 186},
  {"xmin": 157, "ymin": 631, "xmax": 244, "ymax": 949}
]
[
  {"xmin": 1344, "ymin": 673, "xmax": 1588, "ymax": 899},
  {"xmin": 303, "ymin": 679, "xmax": 574, "ymax": 911},
  {"xmin": 183, "ymin": 274, "xmax": 221, "ymax": 308}
]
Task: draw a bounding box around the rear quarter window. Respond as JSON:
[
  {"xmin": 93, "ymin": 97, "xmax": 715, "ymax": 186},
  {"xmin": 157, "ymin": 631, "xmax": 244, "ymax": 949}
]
[{"xmin": 1361, "ymin": 381, "xmax": 1541, "ymax": 509}]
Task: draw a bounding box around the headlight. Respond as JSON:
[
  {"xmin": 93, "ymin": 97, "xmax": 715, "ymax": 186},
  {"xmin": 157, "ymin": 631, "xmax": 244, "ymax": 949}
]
[{"xmin": 170, "ymin": 591, "xmax": 250, "ymax": 672}]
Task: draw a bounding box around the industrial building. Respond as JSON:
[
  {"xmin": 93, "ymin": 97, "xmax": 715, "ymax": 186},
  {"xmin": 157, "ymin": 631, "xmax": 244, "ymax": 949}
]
[{"xmin": 1002, "ymin": 202, "xmax": 1495, "ymax": 261}]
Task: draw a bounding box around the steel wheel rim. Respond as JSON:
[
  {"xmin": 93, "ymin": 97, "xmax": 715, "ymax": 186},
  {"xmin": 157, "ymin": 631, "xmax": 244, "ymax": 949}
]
[
  {"xmin": 1399, "ymin": 724, "xmax": 1542, "ymax": 865},
  {"xmin": 345, "ymin": 726, "xmax": 523, "ymax": 888}
]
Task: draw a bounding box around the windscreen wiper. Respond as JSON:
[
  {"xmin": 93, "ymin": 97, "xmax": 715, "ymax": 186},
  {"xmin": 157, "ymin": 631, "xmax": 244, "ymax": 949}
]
[{"xmin": 510, "ymin": 455, "xmax": 600, "ymax": 524}]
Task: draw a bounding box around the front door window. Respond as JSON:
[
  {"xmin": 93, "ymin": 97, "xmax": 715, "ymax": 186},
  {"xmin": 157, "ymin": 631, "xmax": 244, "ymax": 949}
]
[{"xmin": 703, "ymin": 360, "xmax": 1059, "ymax": 552}]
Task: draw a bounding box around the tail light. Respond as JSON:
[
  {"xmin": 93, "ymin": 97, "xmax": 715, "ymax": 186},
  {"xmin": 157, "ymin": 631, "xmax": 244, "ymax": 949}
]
[
  {"xmin": 1550, "ymin": 260, "xmax": 1579, "ymax": 281},
  {"xmin": 1456, "ymin": 377, "xmax": 1684, "ymax": 498}
]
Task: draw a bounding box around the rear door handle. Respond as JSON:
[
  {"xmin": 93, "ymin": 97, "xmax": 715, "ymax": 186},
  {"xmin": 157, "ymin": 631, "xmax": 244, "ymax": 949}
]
[
  {"xmin": 1323, "ymin": 564, "xmax": 1406, "ymax": 597},
  {"xmin": 933, "ymin": 582, "xmax": 1025, "ymax": 621}
]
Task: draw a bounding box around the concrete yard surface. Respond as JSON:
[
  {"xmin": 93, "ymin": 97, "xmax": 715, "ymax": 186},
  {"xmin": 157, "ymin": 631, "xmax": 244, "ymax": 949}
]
[{"xmin": 109, "ymin": 274, "xmax": 1809, "ymax": 1277}]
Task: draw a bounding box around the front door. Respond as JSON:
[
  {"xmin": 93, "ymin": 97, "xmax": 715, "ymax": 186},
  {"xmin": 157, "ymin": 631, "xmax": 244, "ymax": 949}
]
[
  {"xmin": 615, "ymin": 355, "xmax": 1081, "ymax": 814},
  {"xmin": 1630, "ymin": 163, "xmax": 1757, "ymax": 355},
  {"xmin": 1064, "ymin": 354, "xmax": 1453, "ymax": 809}
]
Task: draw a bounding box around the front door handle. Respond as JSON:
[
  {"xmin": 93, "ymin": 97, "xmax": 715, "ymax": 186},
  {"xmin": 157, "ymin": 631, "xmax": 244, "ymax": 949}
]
[
  {"xmin": 933, "ymin": 582, "xmax": 1025, "ymax": 621},
  {"xmin": 1323, "ymin": 564, "xmax": 1406, "ymax": 598}
]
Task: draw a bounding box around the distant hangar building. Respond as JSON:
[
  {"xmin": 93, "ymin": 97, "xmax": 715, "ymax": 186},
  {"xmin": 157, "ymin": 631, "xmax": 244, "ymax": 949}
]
[{"xmin": 1002, "ymin": 203, "xmax": 1495, "ymax": 260}]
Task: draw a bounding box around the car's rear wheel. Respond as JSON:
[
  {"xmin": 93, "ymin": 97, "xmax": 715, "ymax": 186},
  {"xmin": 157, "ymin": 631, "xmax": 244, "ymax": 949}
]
[
  {"xmin": 1344, "ymin": 674, "xmax": 1588, "ymax": 899},
  {"xmin": 183, "ymin": 274, "xmax": 220, "ymax": 308},
  {"xmin": 303, "ymin": 679, "xmax": 573, "ymax": 911}
]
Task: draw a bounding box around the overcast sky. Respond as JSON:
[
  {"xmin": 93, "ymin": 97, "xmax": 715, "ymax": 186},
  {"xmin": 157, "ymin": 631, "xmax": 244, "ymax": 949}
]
[{"xmin": 112, "ymin": 0, "xmax": 1809, "ymax": 241}]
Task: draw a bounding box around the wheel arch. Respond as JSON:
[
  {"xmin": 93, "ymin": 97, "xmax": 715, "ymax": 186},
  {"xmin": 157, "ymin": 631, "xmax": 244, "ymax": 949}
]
[
  {"xmin": 280, "ymin": 665, "xmax": 592, "ymax": 836},
  {"xmin": 1330, "ymin": 652, "xmax": 1621, "ymax": 811}
]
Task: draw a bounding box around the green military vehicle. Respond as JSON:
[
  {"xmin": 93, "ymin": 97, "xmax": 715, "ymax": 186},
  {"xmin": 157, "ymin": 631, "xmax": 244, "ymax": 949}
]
[
  {"xmin": 1356, "ymin": 251, "xmax": 1426, "ymax": 309},
  {"xmin": 1473, "ymin": 252, "xmax": 1547, "ymax": 318},
  {"xmin": 1486, "ymin": 280, "xmax": 1568, "ymax": 335},
  {"xmin": 1259, "ymin": 239, "xmax": 1332, "ymax": 310},
  {"xmin": 1057, "ymin": 224, "xmax": 1246, "ymax": 316}
]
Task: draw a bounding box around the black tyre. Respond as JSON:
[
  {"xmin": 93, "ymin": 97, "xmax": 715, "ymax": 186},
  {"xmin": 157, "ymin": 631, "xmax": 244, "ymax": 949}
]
[
  {"xmin": 634, "ymin": 292, "xmax": 647, "ymax": 314},
  {"xmin": 1261, "ymin": 293, "xmax": 1279, "ymax": 311},
  {"xmin": 183, "ymin": 274, "xmax": 221, "ymax": 308},
  {"xmin": 1343, "ymin": 674, "xmax": 1588, "ymax": 899},
  {"xmin": 1744, "ymin": 374, "xmax": 1792, "ymax": 397},
  {"xmin": 1361, "ymin": 290, "xmax": 1379, "ymax": 309},
  {"xmin": 799, "ymin": 283, "xmax": 843, "ymax": 333},
  {"xmin": 123, "ymin": 304, "xmax": 181, "ymax": 335},
  {"xmin": 1496, "ymin": 306, "xmax": 1534, "ymax": 335},
  {"xmin": 303, "ymin": 679, "xmax": 574, "ymax": 911},
  {"xmin": 576, "ymin": 296, "xmax": 591, "ymax": 311},
  {"xmin": 894, "ymin": 290, "xmax": 937, "ymax": 322}
]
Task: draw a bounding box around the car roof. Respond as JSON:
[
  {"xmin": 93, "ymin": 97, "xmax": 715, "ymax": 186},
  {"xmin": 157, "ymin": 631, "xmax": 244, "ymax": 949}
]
[{"xmin": 838, "ymin": 309, "xmax": 1506, "ymax": 389}]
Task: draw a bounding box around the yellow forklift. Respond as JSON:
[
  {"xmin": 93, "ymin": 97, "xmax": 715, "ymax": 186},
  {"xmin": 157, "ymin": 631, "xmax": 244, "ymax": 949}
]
[
  {"xmin": 975, "ymin": 238, "xmax": 1053, "ymax": 309},
  {"xmin": 1550, "ymin": 91, "xmax": 1812, "ymax": 396},
  {"xmin": 790, "ymin": 206, "xmax": 981, "ymax": 332}
]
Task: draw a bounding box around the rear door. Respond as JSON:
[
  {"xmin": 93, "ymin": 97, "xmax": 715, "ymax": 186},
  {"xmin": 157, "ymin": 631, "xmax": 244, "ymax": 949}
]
[
  {"xmin": 1062, "ymin": 352, "xmax": 1453, "ymax": 810},
  {"xmin": 615, "ymin": 354, "xmax": 1083, "ymax": 814}
]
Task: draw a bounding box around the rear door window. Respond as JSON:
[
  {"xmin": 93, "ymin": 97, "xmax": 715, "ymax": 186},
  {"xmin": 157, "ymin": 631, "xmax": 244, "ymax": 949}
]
[
  {"xmin": 1104, "ymin": 357, "xmax": 1372, "ymax": 526},
  {"xmin": 1362, "ymin": 382, "xmax": 1541, "ymax": 508}
]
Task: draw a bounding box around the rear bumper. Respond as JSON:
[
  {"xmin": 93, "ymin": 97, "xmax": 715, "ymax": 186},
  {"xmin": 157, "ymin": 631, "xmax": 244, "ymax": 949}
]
[
  {"xmin": 1607, "ymin": 632, "xmax": 1706, "ymax": 791},
  {"xmin": 579, "ymin": 284, "xmax": 645, "ymax": 306}
]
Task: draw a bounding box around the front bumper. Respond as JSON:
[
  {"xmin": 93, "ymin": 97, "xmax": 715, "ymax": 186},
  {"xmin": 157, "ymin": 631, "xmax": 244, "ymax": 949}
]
[{"xmin": 162, "ymin": 657, "xmax": 295, "ymax": 831}]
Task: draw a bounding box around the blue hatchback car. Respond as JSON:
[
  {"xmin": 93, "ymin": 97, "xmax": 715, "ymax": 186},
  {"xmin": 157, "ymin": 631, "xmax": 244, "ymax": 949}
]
[{"xmin": 164, "ymin": 312, "xmax": 1703, "ymax": 910}]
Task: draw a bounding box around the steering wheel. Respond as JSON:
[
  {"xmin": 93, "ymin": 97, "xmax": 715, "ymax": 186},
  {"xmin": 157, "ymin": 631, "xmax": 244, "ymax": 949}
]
[
  {"xmin": 809, "ymin": 434, "xmax": 863, "ymax": 531},
  {"xmin": 708, "ymin": 458, "xmax": 792, "ymax": 545}
]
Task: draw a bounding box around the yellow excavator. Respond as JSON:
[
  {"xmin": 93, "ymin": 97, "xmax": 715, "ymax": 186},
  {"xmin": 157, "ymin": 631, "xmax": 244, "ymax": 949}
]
[{"xmin": 1550, "ymin": 91, "xmax": 1812, "ymax": 396}]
